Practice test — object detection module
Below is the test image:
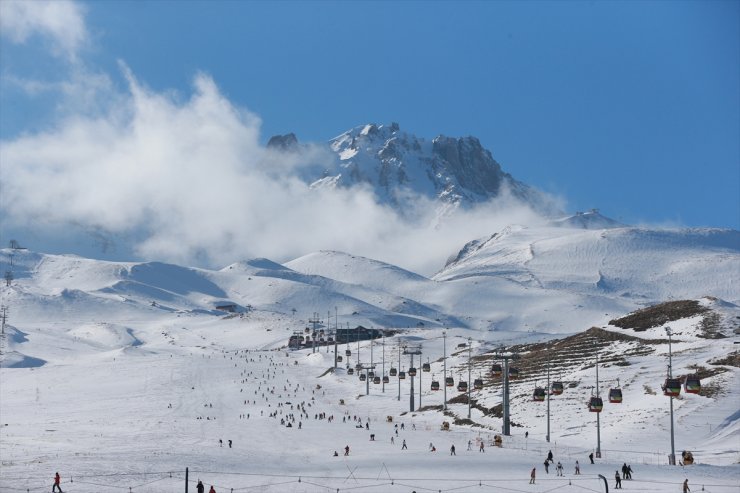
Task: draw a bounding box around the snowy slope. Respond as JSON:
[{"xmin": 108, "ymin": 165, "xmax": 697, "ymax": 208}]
[{"xmin": 437, "ymin": 226, "xmax": 740, "ymax": 304}]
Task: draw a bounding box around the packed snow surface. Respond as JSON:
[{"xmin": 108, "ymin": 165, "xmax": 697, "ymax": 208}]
[{"xmin": 0, "ymin": 228, "xmax": 738, "ymax": 492}]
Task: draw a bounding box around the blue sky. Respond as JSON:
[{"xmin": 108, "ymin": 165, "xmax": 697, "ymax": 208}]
[{"xmin": 0, "ymin": 0, "xmax": 738, "ymax": 269}]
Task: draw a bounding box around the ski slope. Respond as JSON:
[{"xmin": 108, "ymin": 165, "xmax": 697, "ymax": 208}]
[{"xmin": 0, "ymin": 223, "xmax": 738, "ymax": 492}]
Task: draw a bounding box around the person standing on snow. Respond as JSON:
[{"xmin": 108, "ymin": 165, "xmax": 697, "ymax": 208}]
[
  {"xmin": 209, "ymin": 486, "xmax": 216, "ymax": 493},
  {"xmin": 196, "ymin": 480, "xmax": 205, "ymax": 493},
  {"xmin": 529, "ymin": 468, "xmax": 536, "ymax": 484},
  {"xmin": 683, "ymin": 479, "xmax": 690, "ymax": 493},
  {"xmin": 52, "ymin": 472, "xmax": 63, "ymax": 493}
]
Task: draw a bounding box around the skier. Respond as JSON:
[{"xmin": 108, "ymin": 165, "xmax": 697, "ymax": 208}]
[
  {"xmin": 208, "ymin": 486, "xmax": 216, "ymax": 493},
  {"xmin": 626, "ymin": 464, "xmax": 633, "ymax": 479},
  {"xmin": 450, "ymin": 444, "xmax": 456, "ymax": 455},
  {"xmin": 479, "ymin": 441, "xmax": 485, "ymax": 452},
  {"xmin": 228, "ymin": 439, "xmax": 232, "ymax": 448},
  {"xmin": 683, "ymin": 479, "xmax": 690, "ymax": 493},
  {"xmin": 52, "ymin": 472, "xmax": 63, "ymax": 493},
  {"xmin": 589, "ymin": 452, "xmax": 594, "ymax": 464},
  {"xmin": 575, "ymin": 460, "xmax": 581, "ymax": 475},
  {"xmin": 547, "ymin": 449, "xmax": 553, "ymax": 463},
  {"xmin": 556, "ymin": 461, "xmax": 563, "ymax": 476},
  {"xmin": 196, "ymin": 480, "xmax": 205, "ymax": 493},
  {"xmin": 621, "ymin": 463, "xmax": 628, "ymax": 479},
  {"xmin": 529, "ymin": 467, "xmax": 536, "ymax": 484},
  {"xmin": 544, "ymin": 460, "xmax": 549, "ymax": 474},
  {"xmin": 402, "ymin": 439, "xmax": 407, "ymax": 450},
  {"xmin": 344, "ymin": 445, "xmax": 350, "ymax": 456},
  {"xmin": 467, "ymin": 440, "xmax": 472, "ymax": 451},
  {"xmin": 614, "ymin": 470, "xmax": 622, "ymax": 489}
]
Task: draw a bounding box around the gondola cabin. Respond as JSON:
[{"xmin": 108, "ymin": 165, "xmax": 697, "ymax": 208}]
[
  {"xmin": 359, "ymin": 373, "xmax": 366, "ymax": 381},
  {"xmin": 457, "ymin": 381, "xmax": 468, "ymax": 392},
  {"xmin": 608, "ymin": 388, "xmax": 623, "ymax": 403},
  {"xmin": 399, "ymin": 371, "xmax": 406, "ymax": 380},
  {"xmin": 588, "ymin": 396, "xmax": 603, "ymax": 412},
  {"xmin": 445, "ymin": 376, "xmax": 454, "ymax": 387},
  {"xmin": 345, "ymin": 349, "xmax": 351, "ymax": 356},
  {"xmin": 431, "ymin": 380, "xmax": 440, "ymax": 391},
  {"xmin": 368, "ymin": 371, "xmax": 375, "ymax": 378},
  {"xmin": 383, "ymin": 375, "xmax": 389, "ymax": 384},
  {"xmin": 474, "ymin": 378, "xmax": 484, "ymax": 390},
  {"xmin": 347, "ymin": 368, "xmax": 354, "ymax": 375},
  {"xmin": 373, "ymin": 376, "xmax": 381, "ymax": 384},
  {"xmin": 422, "ymin": 363, "xmax": 431, "ymax": 372},
  {"xmin": 491, "ymin": 364, "xmax": 502, "ymax": 377},
  {"xmin": 508, "ymin": 367, "xmax": 520, "ymax": 379},
  {"xmin": 533, "ymin": 387, "xmax": 546, "ymax": 402},
  {"xmin": 551, "ymin": 381, "xmax": 564, "ymax": 395},
  {"xmin": 337, "ymin": 355, "xmax": 343, "ymax": 362},
  {"xmin": 684, "ymin": 375, "xmax": 701, "ymax": 394},
  {"xmin": 390, "ymin": 367, "xmax": 397, "ymax": 377},
  {"xmin": 355, "ymin": 363, "xmax": 362, "ymax": 370},
  {"xmin": 663, "ymin": 378, "xmax": 682, "ymax": 397},
  {"xmin": 408, "ymin": 367, "xmax": 417, "ymax": 377}
]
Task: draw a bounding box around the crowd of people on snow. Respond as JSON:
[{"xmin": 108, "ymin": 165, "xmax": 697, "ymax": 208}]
[{"xmin": 43, "ymin": 346, "xmax": 699, "ymax": 493}]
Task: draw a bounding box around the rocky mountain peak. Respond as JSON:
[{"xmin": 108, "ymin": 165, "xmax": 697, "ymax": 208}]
[
  {"xmin": 267, "ymin": 133, "xmax": 299, "ymax": 151},
  {"xmin": 321, "ymin": 123, "xmax": 557, "ymax": 216}
]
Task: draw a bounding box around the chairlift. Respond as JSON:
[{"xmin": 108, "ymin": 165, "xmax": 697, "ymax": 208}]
[
  {"xmin": 445, "ymin": 376, "xmax": 454, "ymax": 387},
  {"xmin": 608, "ymin": 379, "xmax": 622, "ymax": 403},
  {"xmin": 533, "ymin": 387, "xmax": 546, "ymax": 402},
  {"xmin": 474, "ymin": 378, "xmax": 484, "ymax": 390},
  {"xmin": 588, "ymin": 396, "xmax": 603, "ymax": 412},
  {"xmin": 551, "ymin": 381, "xmax": 564, "ymax": 395},
  {"xmin": 390, "ymin": 367, "xmax": 397, "ymax": 377},
  {"xmin": 684, "ymin": 375, "xmax": 701, "ymax": 394},
  {"xmin": 408, "ymin": 367, "xmax": 417, "ymax": 377},
  {"xmin": 663, "ymin": 378, "xmax": 682, "ymax": 397},
  {"xmin": 609, "ymin": 387, "xmax": 623, "ymax": 403},
  {"xmin": 431, "ymin": 380, "xmax": 440, "ymax": 391},
  {"xmin": 491, "ymin": 364, "xmax": 502, "ymax": 377}
]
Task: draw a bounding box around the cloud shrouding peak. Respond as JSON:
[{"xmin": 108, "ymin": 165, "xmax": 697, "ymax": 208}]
[
  {"xmin": 0, "ymin": 0, "xmax": 88, "ymax": 61},
  {"xmin": 0, "ymin": 68, "xmax": 547, "ymax": 275}
]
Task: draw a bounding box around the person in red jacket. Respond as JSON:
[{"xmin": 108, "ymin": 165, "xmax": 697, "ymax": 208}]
[
  {"xmin": 208, "ymin": 486, "xmax": 216, "ymax": 493},
  {"xmin": 52, "ymin": 472, "xmax": 63, "ymax": 492}
]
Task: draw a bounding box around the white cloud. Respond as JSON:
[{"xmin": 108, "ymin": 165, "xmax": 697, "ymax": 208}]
[
  {"xmin": 0, "ymin": 67, "xmax": 549, "ymax": 275},
  {"xmin": 0, "ymin": 0, "xmax": 88, "ymax": 61}
]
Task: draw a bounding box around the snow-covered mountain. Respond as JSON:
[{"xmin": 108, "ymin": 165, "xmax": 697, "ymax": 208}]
[
  {"xmin": 2, "ymin": 221, "xmax": 739, "ymax": 490},
  {"xmin": 275, "ymin": 123, "xmax": 558, "ymax": 215}
]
